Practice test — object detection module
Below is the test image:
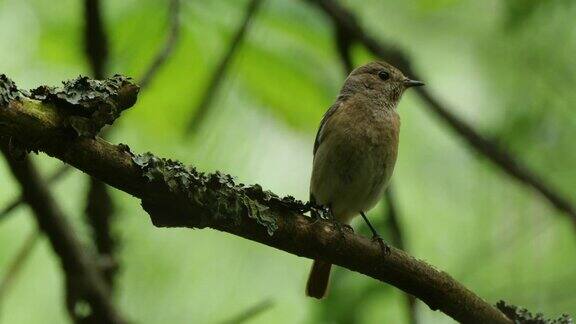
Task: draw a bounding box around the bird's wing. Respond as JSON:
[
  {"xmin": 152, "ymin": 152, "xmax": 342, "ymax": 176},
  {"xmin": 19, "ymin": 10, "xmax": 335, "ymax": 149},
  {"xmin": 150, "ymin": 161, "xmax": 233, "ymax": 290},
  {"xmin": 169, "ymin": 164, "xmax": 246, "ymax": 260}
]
[{"xmin": 313, "ymin": 100, "xmax": 343, "ymax": 155}]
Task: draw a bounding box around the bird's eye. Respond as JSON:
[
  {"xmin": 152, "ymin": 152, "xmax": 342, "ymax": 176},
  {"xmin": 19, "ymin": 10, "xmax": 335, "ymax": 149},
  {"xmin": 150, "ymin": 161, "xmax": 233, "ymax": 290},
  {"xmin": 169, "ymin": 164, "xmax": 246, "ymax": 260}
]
[{"xmin": 378, "ymin": 71, "xmax": 390, "ymax": 81}]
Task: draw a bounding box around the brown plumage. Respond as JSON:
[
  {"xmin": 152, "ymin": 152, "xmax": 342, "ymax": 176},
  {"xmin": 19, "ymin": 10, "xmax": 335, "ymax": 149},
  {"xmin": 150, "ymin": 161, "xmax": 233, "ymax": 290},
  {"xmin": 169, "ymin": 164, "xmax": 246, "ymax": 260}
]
[{"xmin": 306, "ymin": 61, "xmax": 423, "ymax": 299}]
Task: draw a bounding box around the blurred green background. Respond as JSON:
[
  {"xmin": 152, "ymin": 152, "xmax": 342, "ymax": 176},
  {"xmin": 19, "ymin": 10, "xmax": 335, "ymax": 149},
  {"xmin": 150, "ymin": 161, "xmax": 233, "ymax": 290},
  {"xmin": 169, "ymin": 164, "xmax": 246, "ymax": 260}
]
[{"xmin": 1, "ymin": 0, "xmax": 575, "ymax": 323}]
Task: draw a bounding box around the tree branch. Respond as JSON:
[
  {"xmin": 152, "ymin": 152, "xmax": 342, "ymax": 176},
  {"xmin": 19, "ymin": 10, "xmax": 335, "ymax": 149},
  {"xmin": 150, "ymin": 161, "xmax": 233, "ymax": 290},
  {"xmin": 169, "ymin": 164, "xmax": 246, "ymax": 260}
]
[
  {"xmin": 333, "ymin": 20, "xmax": 354, "ymax": 75},
  {"xmin": 84, "ymin": 0, "xmax": 108, "ymax": 80},
  {"xmin": 0, "ymin": 165, "xmax": 70, "ymax": 222},
  {"xmin": 306, "ymin": 0, "xmax": 576, "ymax": 230},
  {"xmin": 384, "ymin": 187, "xmax": 418, "ymax": 324},
  {"xmin": 184, "ymin": 0, "xmax": 264, "ymax": 135},
  {"xmin": 0, "ymin": 75, "xmax": 514, "ymax": 324}
]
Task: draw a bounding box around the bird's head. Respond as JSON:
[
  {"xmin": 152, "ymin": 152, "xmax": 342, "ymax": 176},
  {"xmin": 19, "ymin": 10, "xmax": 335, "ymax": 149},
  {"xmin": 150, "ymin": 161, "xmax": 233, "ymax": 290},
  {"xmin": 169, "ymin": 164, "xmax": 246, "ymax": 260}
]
[{"xmin": 341, "ymin": 61, "xmax": 424, "ymax": 108}]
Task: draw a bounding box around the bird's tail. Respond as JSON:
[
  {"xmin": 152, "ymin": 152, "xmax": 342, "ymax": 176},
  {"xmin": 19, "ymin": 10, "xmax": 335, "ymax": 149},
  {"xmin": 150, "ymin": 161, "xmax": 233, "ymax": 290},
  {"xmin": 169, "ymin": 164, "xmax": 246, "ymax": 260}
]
[{"xmin": 306, "ymin": 259, "xmax": 332, "ymax": 299}]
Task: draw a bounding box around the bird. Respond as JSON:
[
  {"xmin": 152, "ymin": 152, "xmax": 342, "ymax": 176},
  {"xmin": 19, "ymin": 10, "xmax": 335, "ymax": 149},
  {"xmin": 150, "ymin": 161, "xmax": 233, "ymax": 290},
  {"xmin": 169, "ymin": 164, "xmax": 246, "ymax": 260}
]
[{"xmin": 306, "ymin": 61, "xmax": 424, "ymax": 299}]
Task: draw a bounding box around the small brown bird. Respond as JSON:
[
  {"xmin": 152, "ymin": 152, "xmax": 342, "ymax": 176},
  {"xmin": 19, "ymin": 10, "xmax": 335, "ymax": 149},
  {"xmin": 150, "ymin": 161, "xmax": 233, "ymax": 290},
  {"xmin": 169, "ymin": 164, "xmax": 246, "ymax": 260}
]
[{"xmin": 306, "ymin": 61, "xmax": 423, "ymax": 299}]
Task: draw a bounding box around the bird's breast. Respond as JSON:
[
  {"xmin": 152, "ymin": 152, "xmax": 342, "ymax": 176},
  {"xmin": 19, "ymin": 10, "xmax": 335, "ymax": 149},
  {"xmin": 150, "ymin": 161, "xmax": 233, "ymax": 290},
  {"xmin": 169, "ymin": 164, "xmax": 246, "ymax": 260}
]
[{"xmin": 310, "ymin": 109, "xmax": 400, "ymax": 221}]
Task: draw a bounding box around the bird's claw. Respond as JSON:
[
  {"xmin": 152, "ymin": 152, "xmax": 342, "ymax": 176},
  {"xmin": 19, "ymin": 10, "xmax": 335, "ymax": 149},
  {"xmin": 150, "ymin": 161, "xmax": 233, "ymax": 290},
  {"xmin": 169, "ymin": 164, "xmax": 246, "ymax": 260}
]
[
  {"xmin": 308, "ymin": 203, "xmax": 331, "ymax": 220},
  {"xmin": 372, "ymin": 235, "xmax": 391, "ymax": 256},
  {"xmin": 320, "ymin": 206, "xmax": 333, "ymax": 220},
  {"xmin": 331, "ymin": 221, "xmax": 354, "ymax": 236},
  {"xmin": 341, "ymin": 223, "xmax": 354, "ymax": 234}
]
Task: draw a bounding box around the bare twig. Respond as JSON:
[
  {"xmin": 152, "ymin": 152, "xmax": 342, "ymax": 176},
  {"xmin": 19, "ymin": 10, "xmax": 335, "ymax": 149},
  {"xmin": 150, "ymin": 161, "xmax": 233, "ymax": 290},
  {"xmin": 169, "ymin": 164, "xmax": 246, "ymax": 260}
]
[
  {"xmin": 334, "ymin": 22, "xmax": 354, "ymax": 75},
  {"xmin": 184, "ymin": 0, "xmax": 265, "ymax": 135},
  {"xmin": 0, "ymin": 230, "xmax": 39, "ymax": 303},
  {"xmin": 138, "ymin": 0, "xmax": 181, "ymax": 88},
  {"xmin": 219, "ymin": 299, "xmax": 273, "ymax": 324},
  {"xmin": 84, "ymin": 0, "xmax": 108, "ymax": 80},
  {"xmin": 307, "ymin": 0, "xmax": 576, "ymax": 229},
  {"xmin": 0, "ymin": 165, "xmax": 70, "ymax": 222},
  {"xmin": 0, "ymin": 76, "xmax": 515, "ymax": 323},
  {"xmin": 384, "ymin": 187, "xmax": 418, "ymax": 324},
  {"xmin": 85, "ymin": 178, "xmax": 117, "ymax": 287},
  {"xmin": 0, "ymin": 144, "xmax": 125, "ymax": 324},
  {"xmin": 383, "ymin": 187, "xmax": 404, "ymax": 250}
]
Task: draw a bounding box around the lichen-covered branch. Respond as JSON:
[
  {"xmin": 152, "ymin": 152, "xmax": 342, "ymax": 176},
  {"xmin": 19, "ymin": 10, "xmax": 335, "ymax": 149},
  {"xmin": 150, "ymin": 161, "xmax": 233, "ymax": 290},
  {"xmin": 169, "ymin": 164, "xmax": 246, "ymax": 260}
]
[{"xmin": 0, "ymin": 75, "xmax": 519, "ymax": 324}]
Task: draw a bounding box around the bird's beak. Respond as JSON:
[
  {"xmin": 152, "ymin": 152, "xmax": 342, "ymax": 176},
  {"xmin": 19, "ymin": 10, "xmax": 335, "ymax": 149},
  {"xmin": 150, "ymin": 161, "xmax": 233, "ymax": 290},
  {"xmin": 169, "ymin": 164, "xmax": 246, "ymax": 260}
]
[{"xmin": 403, "ymin": 78, "xmax": 425, "ymax": 87}]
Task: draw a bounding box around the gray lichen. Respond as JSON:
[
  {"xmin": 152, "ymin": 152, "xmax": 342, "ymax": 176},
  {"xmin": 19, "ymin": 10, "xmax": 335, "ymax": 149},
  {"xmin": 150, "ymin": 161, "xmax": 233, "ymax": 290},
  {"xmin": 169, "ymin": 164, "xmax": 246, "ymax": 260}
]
[
  {"xmin": 496, "ymin": 301, "xmax": 573, "ymax": 324},
  {"xmin": 27, "ymin": 75, "xmax": 138, "ymax": 137},
  {"xmin": 2, "ymin": 74, "xmax": 138, "ymax": 138},
  {"xmin": 0, "ymin": 74, "xmax": 20, "ymax": 107},
  {"xmin": 132, "ymin": 152, "xmax": 308, "ymax": 236}
]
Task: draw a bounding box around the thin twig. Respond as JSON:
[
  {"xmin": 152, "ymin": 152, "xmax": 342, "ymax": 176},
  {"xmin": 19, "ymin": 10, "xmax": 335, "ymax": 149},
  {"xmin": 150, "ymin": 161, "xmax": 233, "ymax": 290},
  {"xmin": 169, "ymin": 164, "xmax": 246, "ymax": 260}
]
[
  {"xmin": 307, "ymin": 0, "xmax": 576, "ymax": 230},
  {"xmin": 219, "ymin": 299, "xmax": 273, "ymax": 324},
  {"xmin": 184, "ymin": 0, "xmax": 265, "ymax": 135},
  {"xmin": 0, "ymin": 165, "xmax": 70, "ymax": 222},
  {"xmin": 334, "ymin": 22, "xmax": 354, "ymax": 75},
  {"xmin": 138, "ymin": 0, "xmax": 181, "ymax": 88},
  {"xmin": 85, "ymin": 178, "xmax": 117, "ymax": 287},
  {"xmin": 384, "ymin": 187, "xmax": 404, "ymax": 249},
  {"xmin": 384, "ymin": 187, "xmax": 418, "ymax": 324},
  {"xmin": 84, "ymin": 0, "xmax": 108, "ymax": 79},
  {"xmin": 0, "ymin": 230, "xmax": 40, "ymax": 303}
]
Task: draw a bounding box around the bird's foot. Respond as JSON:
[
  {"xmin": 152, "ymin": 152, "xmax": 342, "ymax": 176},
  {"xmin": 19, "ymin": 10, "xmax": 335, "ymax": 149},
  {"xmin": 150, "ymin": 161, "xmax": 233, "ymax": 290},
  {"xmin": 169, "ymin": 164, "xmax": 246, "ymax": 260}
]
[
  {"xmin": 308, "ymin": 203, "xmax": 331, "ymax": 220},
  {"xmin": 330, "ymin": 222, "xmax": 353, "ymax": 242},
  {"xmin": 322, "ymin": 208, "xmax": 353, "ymax": 234},
  {"xmin": 308, "ymin": 203, "xmax": 326, "ymax": 224},
  {"xmin": 340, "ymin": 223, "xmax": 354, "ymax": 234},
  {"xmin": 331, "ymin": 221, "xmax": 354, "ymax": 235},
  {"xmin": 372, "ymin": 235, "xmax": 391, "ymax": 256},
  {"xmin": 320, "ymin": 205, "xmax": 333, "ymax": 221}
]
